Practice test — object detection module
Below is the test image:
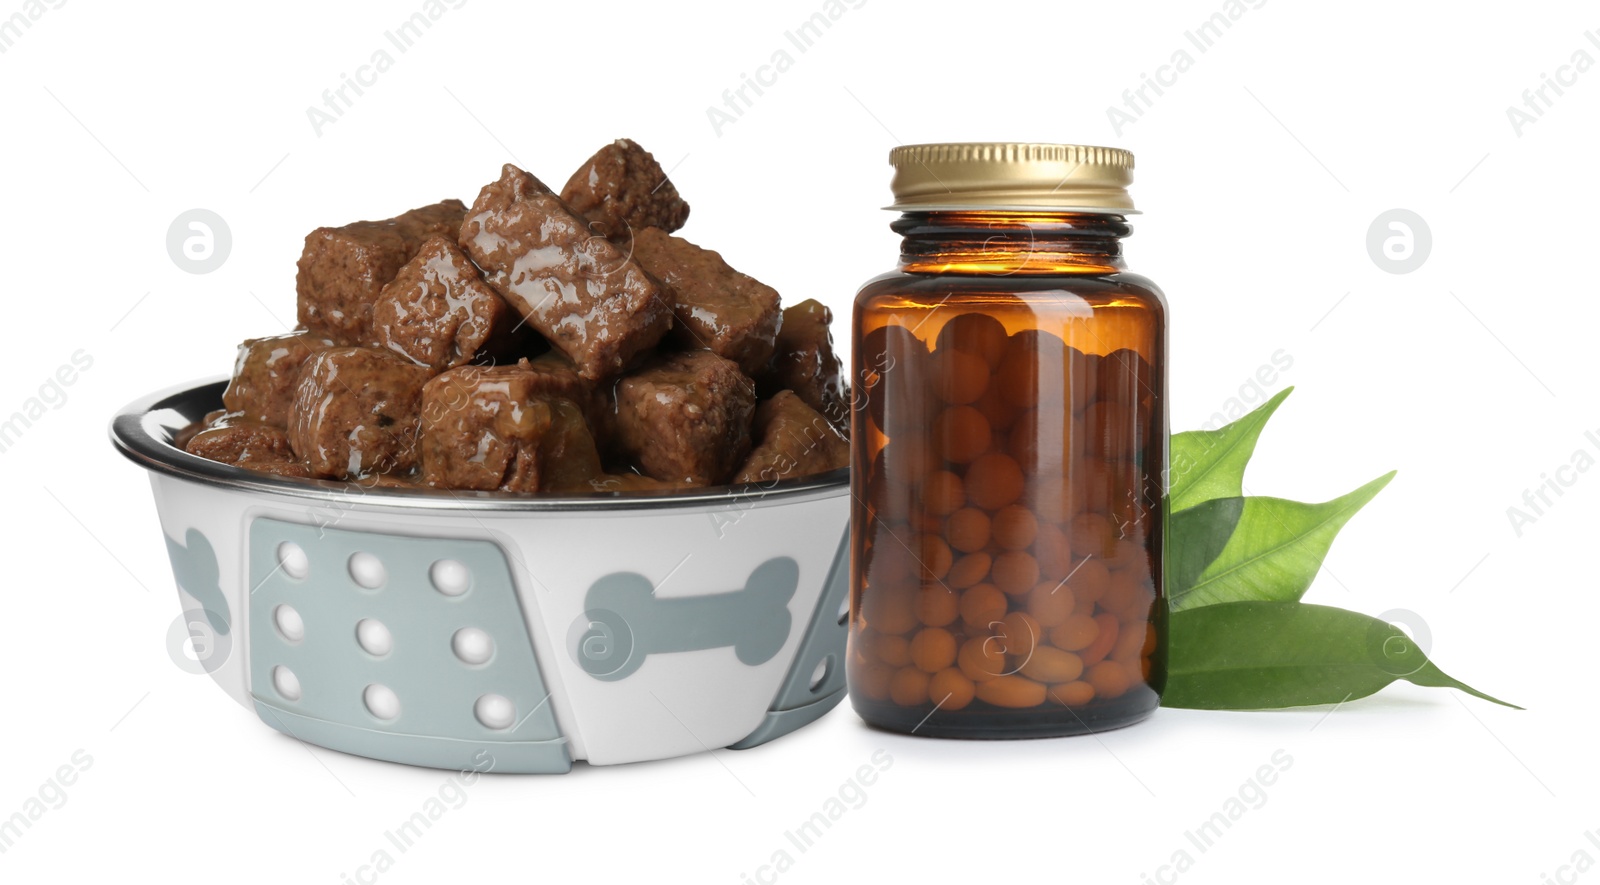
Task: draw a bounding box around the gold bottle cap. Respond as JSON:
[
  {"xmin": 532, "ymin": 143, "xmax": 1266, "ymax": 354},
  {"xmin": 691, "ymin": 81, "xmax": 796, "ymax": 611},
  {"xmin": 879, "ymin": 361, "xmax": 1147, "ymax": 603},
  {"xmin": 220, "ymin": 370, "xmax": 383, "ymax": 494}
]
[{"xmin": 887, "ymin": 142, "xmax": 1136, "ymax": 213}]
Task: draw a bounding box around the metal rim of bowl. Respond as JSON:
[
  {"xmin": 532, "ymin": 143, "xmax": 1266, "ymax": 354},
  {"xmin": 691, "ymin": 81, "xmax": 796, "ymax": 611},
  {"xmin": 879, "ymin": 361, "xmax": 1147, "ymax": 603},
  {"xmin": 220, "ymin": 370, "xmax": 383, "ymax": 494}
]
[{"xmin": 110, "ymin": 377, "xmax": 851, "ymax": 513}]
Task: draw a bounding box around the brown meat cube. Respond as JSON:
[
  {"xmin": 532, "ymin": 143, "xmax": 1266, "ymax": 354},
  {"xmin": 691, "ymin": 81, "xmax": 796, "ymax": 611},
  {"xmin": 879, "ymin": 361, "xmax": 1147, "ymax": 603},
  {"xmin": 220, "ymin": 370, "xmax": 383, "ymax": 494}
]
[
  {"xmin": 296, "ymin": 199, "xmax": 467, "ymax": 344},
  {"xmin": 419, "ymin": 365, "xmax": 554, "ymax": 492},
  {"xmin": 537, "ymin": 398, "xmax": 606, "ymax": 493},
  {"xmin": 631, "ymin": 228, "xmax": 781, "ymax": 375},
  {"xmin": 221, "ymin": 331, "xmax": 337, "ymax": 426},
  {"xmin": 287, "ymin": 347, "xmax": 432, "ymax": 479},
  {"xmin": 185, "ymin": 412, "xmax": 312, "ymax": 478},
  {"xmin": 559, "ymin": 139, "xmax": 690, "ymax": 240},
  {"xmin": 764, "ymin": 299, "xmax": 849, "ymax": 434},
  {"xmin": 733, "ymin": 391, "xmax": 849, "ymax": 485},
  {"xmin": 611, "ymin": 351, "xmax": 755, "ymax": 485},
  {"xmin": 458, "ymin": 165, "xmax": 672, "ymax": 381},
  {"xmin": 373, "ymin": 236, "xmax": 532, "ymax": 371}
]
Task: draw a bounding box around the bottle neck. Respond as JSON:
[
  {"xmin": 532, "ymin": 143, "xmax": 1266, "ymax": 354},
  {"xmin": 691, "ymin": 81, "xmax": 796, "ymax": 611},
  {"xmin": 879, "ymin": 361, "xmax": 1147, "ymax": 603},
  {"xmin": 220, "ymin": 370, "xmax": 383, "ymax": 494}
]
[{"xmin": 894, "ymin": 211, "xmax": 1132, "ymax": 275}]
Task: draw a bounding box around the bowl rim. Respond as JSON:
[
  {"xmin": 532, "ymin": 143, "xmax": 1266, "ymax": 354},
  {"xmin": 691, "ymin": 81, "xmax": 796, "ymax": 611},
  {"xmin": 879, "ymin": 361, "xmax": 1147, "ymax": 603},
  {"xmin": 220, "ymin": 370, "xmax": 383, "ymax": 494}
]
[{"xmin": 110, "ymin": 376, "xmax": 851, "ymax": 513}]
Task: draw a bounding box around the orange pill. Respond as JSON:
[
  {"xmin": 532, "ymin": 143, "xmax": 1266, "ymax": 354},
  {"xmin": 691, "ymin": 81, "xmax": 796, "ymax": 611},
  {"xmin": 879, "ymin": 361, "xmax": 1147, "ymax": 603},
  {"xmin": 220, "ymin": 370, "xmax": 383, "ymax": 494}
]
[
  {"xmin": 995, "ymin": 330, "xmax": 1067, "ymax": 409},
  {"xmin": 992, "ymin": 550, "xmax": 1041, "ymax": 596},
  {"xmin": 1086, "ymin": 660, "xmax": 1131, "ymax": 699},
  {"xmin": 946, "ymin": 552, "xmax": 992, "ymax": 590},
  {"xmin": 959, "ymin": 584, "xmax": 1008, "ymax": 631},
  {"xmin": 1108, "ymin": 537, "xmax": 1148, "ymax": 573},
  {"xmin": 935, "ymin": 313, "xmax": 1010, "ymax": 370},
  {"xmin": 1067, "ymin": 557, "xmax": 1111, "ymax": 602},
  {"xmin": 1069, "ymin": 511, "xmax": 1117, "ymax": 560},
  {"xmin": 1080, "ymin": 613, "xmax": 1120, "ymax": 666},
  {"xmin": 945, "ymin": 507, "xmax": 992, "ymax": 552},
  {"xmin": 1048, "ymin": 680, "xmax": 1096, "ymax": 707},
  {"xmin": 991, "ymin": 504, "xmax": 1039, "ymax": 550},
  {"xmin": 1083, "ymin": 400, "xmax": 1135, "ymax": 461},
  {"xmin": 1033, "ymin": 522, "xmax": 1074, "ymax": 577},
  {"xmin": 916, "ymin": 583, "xmax": 960, "ymax": 627},
  {"xmin": 964, "ymin": 452, "xmax": 1025, "ymax": 511},
  {"xmin": 915, "ymin": 533, "xmax": 954, "ymax": 581},
  {"xmin": 1074, "ymin": 458, "xmax": 1115, "ymax": 515},
  {"xmin": 932, "ymin": 348, "xmax": 991, "ymax": 405},
  {"xmin": 889, "ymin": 666, "xmax": 932, "ymax": 705},
  {"xmin": 910, "ymin": 627, "xmax": 958, "ymax": 673},
  {"xmin": 1028, "ymin": 477, "xmax": 1074, "ymax": 526},
  {"xmin": 1112, "ymin": 617, "xmax": 1150, "ymax": 662},
  {"xmin": 854, "ymin": 662, "xmax": 892, "ymax": 701},
  {"xmin": 1019, "ymin": 646, "xmax": 1085, "ymax": 684},
  {"xmin": 923, "ymin": 469, "xmax": 966, "ymax": 515},
  {"xmin": 933, "ymin": 405, "xmax": 992, "ymax": 464},
  {"xmin": 1049, "ymin": 613, "xmax": 1101, "ymax": 652},
  {"xmin": 972, "ymin": 389, "xmax": 1022, "ymax": 434},
  {"xmin": 976, "ymin": 674, "xmax": 1048, "ymax": 708},
  {"xmin": 997, "ymin": 611, "xmax": 1041, "ymax": 658},
  {"xmin": 1026, "ymin": 579, "xmax": 1077, "ymax": 628},
  {"xmin": 929, "ymin": 667, "xmax": 977, "ymax": 711},
  {"xmin": 863, "ymin": 581, "xmax": 918, "ymax": 635},
  {"xmin": 958, "ymin": 636, "xmax": 1007, "ymax": 682},
  {"xmin": 876, "ymin": 633, "xmax": 912, "ymax": 667}
]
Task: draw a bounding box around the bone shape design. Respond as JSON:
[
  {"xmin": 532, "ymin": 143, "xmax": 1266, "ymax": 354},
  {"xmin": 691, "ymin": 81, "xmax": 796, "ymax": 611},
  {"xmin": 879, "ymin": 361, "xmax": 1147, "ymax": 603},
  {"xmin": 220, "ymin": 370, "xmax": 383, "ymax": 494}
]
[{"xmin": 573, "ymin": 557, "xmax": 798, "ymax": 681}]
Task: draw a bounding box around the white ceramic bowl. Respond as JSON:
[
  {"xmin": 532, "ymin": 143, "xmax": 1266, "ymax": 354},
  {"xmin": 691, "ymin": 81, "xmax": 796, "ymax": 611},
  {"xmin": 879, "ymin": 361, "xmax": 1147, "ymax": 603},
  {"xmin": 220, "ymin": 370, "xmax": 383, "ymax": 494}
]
[{"xmin": 112, "ymin": 379, "xmax": 850, "ymax": 773}]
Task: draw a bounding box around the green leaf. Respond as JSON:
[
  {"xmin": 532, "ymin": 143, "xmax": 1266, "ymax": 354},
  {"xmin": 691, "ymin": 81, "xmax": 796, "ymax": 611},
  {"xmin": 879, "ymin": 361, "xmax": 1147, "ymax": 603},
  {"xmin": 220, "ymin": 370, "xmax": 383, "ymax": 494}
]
[
  {"xmin": 1169, "ymin": 471, "xmax": 1396, "ymax": 612},
  {"xmin": 1168, "ymin": 497, "xmax": 1243, "ymax": 592},
  {"xmin": 1162, "ymin": 601, "xmax": 1520, "ymax": 710},
  {"xmin": 1168, "ymin": 387, "xmax": 1293, "ymax": 512}
]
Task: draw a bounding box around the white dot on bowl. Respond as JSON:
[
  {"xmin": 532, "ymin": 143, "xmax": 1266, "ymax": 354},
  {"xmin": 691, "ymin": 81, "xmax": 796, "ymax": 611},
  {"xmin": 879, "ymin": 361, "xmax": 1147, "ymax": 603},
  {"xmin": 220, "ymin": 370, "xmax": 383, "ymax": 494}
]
[
  {"xmin": 273, "ymin": 605, "xmax": 305, "ymax": 642},
  {"xmin": 272, "ymin": 665, "xmax": 302, "ymax": 701},
  {"xmin": 451, "ymin": 627, "xmax": 494, "ymax": 666},
  {"xmin": 474, "ymin": 693, "xmax": 515, "ymax": 730},
  {"xmin": 430, "ymin": 559, "xmax": 470, "ymax": 597},
  {"xmin": 277, "ymin": 542, "xmax": 308, "ymax": 579},
  {"xmin": 363, "ymin": 683, "xmax": 400, "ymax": 720},
  {"xmin": 356, "ymin": 619, "xmax": 393, "ymax": 657},
  {"xmin": 810, "ymin": 655, "xmax": 834, "ymax": 692},
  {"xmin": 348, "ymin": 552, "xmax": 386, "ymax": 589}
]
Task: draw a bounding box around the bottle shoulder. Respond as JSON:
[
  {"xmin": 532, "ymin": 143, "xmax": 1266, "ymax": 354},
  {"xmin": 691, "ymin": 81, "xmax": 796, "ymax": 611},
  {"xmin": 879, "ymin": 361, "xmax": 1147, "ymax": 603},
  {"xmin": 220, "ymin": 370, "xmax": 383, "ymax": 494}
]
[{"xmin": 855, "ymin": 268, "xmax": 1167, "ymax": 311}]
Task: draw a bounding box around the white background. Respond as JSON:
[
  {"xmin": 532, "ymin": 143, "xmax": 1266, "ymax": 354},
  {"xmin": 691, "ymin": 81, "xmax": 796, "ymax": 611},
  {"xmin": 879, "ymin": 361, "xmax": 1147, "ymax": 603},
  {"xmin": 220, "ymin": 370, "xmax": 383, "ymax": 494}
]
[{"xmin": 1, "ymin": 0, "xmax": 1593, "ymax": 882}]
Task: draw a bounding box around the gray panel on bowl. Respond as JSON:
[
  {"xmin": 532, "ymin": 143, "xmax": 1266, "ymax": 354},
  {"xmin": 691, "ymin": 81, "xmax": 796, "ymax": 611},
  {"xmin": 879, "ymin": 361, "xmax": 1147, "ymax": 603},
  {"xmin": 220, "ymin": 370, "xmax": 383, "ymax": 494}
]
[
  {"xmin": 730, "ymin": 525, "xmax": 849, "ymax": 749},
  {"xmin": 248, "ymin": 518, "xmax": 570, "ymax": 773}
]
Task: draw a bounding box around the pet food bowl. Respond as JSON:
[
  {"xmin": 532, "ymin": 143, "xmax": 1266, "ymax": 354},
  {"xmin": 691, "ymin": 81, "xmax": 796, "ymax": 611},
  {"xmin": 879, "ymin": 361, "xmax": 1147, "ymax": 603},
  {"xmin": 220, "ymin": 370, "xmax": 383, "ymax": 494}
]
[{"xmin": 111, "ymin": 378, "xmax": 850, "ymax": 773}]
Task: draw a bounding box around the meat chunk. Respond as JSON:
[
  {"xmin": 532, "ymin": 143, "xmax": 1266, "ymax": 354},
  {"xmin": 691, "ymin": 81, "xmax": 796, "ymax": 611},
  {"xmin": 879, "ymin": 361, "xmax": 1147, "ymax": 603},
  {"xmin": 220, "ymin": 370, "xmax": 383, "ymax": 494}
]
[
  {"xmin": 185, "ymin": 412, "xmax": 312, "ymax": 478},
  {"xmin": 372, "ymin": 236, "xmax": 531, "ymax": 371},
  {"xmin": 419, "ymin": 365, "xmax": 554, "ymax": 492},
  {"xmin": 763, "ymin": 299, "xmax": 849, "ymax": 434},
  {"xmin": 536, "ymin": 398, "xmax": 606, "ymax": 493},
  {"xmin": 222, "ymin": 331, "xmax": 337, "ymax": 426},
  {"xmin": 631, "ymin": 228, "xmax": 781, "ymax": 375},
  {"xmin": 296, "ymin": 199, "xmax": 467, "ymax": 344},
  {"xmin": 458, "ymin": 165, "xmax": 673, "ymax": 381},
  {"xmin": 287, "ymin": 347, "xmax": 433, "ymax": 479},
  {"xmin": 559, "ymin": 139, "xmax": 690, "ymax": 240},
  {"xmin": 733, "ymin": 391, "xmax": 849, "ymax": 485},
  {"xmin": 611, "ymin": 351, "xmax": 755, "ymax": 485}
]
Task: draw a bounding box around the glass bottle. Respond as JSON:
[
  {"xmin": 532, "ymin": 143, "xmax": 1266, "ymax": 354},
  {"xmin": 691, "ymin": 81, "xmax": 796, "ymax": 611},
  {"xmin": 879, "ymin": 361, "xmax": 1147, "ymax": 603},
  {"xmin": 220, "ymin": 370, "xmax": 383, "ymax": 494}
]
[{"xmin": 848, "ymin": 143, "xmax": 1167, "ymax": 738}]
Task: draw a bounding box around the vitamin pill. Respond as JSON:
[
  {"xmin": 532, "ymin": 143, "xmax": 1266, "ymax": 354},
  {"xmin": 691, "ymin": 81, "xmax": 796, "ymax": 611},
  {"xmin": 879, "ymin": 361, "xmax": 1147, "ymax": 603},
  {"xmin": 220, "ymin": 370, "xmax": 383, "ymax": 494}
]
[
  {"xmin": 992, "ymin": 550, "xmax": 1041, "ymax": 596},
  {"xmin": 945, "ymin": 507, "xmax": 992, "ymax": 552},
  {"xmin": 855, "ymin": 663, "xmax": 892, "ymax": 701},
  {"xmin": 923, "ymin": 469, "xmax": 966, "ymax": 515},
  {"xmin": 916, "ymin": 533, "xmax": 954, "ymax": 581},
  {"xmin": 972, "ymin": 388, "xmax": 1022, "ymax": 433},
  {"xmin": 890, "ymin": 666, "xmax": 933, "ymax": 705},
  {"xmin": 877, "ymin": 633, "xmax": 912, "ymax": 667},
  {"xmin": 1108, "ymin": 537, "xmax": 1147, "ymax": 573},
  {"xmin": 964, "ymin": 452, "xmax": 1025, "ymax": 510},
  {"xmin": 1026, "ymin": 580, "xmax": 1076, "ymax": 628},
  {"xmin": 1067, "ymin": 348, "xmax": 1100, "ymax": 416},
  {"xmin": 997, "ymin": 611, "xmax": 1041, "ymax": 658},
  {"xmin": 865, "ymin": 534, "xmax": 916, "ymax": 587},
  {"xmin": 959, "ymin": 584, "xmax": 1008, "ymax": 631},
  {"xmin": 933, "ymin": 405, "xmax": 992, "ymax": 464},
  {"xmin": 1069, "ymin": 511, "xmax": 1117, "ymax": 560},
  {"xmin": 946, "ymin": 552, "xmax": 993, "ymax": 590},
  {"xmin": 976, "ymin": 674, "xmax": 1048, "ymax": 708},
  {"xmin": 995, "ymin": 330, "xmax": 1067, "ymax": 409},
  {"xmin": 1067, "ymin": 557, "xmax": 1111, "ymax": 602},
  {"xmin": 932, "ymin": 348, "xmax": 991, "ymax": 405},
  {"xmin": 1019, "ymin": 646, "xmax": 1085, "ymax": 684},
  {"xmin": 935, "ymin": 313, "xmax": 1010, "ymax": 370},
  {"xmin": 1049, "ymin": 613, "xmax": 1100, "ymax": 652},
  {"xmin": 929, "ymin": 667, "xmax": 977, "ymax": 711},
  {"xmin": 1083, "ymin": 399, "xmax": 1134, "ymax": 462},
  {"xmin": 991, "ymin": 504, "xmax": 1039, "ymax": 550},
  {"xmin": 1048, "ymin": 680, "xmax": 1096, "ymax": 707},
  {"xmin": 1086, "ymin": 660, "xmax": 1131, "ymax": 699},
  {"xmin": 1075, "ymin": 458, "xmax": 1115, "ymax": 515},
  {"xmin": 1028, "ymin": 477, "xmax": 1074, "ymax": 526},
  {"xmin": 916, "ymin": 583, "xmax": 960, "ymax": 627},
  {"xmin": 1079, "ymin": 613, "xmax": 1120, "ymax": 666},
  {"xmin": 910, "ymin": 627, "xmax": 958, "ymax": 673},
  {"xmin": 1112, "ymin": 617, "xmax": 1149, "ymax": 662},
  {"xmin": 958, "ymin": 636, "xmax": 1007, "ymax": 682},
  {"xmin": 863, "ymin": 582, "xmax": 918, "ymax": 635},
  {"xmin": 1032, "ymin": 522, "xmax": 1074, "ymax": 577}
]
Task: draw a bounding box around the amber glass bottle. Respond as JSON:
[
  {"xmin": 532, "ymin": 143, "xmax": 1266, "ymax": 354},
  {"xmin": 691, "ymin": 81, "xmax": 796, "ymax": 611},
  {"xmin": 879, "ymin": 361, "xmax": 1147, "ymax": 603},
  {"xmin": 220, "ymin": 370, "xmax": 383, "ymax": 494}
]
[{"xmin": 848, "ymin": 143, "xmax": 1167, "ymax": 738}]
